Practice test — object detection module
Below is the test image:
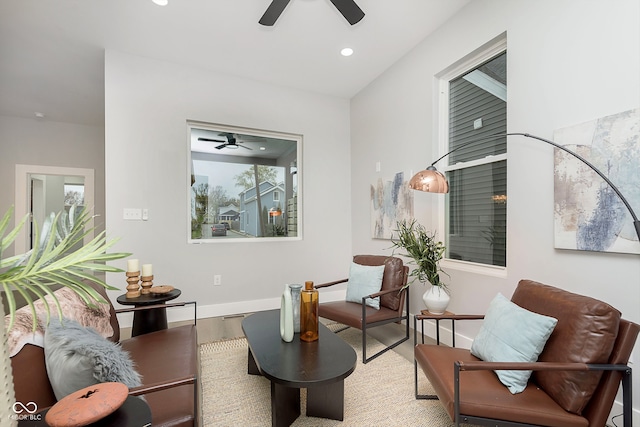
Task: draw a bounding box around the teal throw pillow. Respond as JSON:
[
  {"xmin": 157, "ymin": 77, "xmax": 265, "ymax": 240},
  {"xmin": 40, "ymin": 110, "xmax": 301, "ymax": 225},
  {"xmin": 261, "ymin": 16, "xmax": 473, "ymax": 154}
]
[
  {"xmin": 470, "ymin": 293, "xmax": 558, "ymax": 394},
  {"xmin": 345, "ymin": 262, "xmax": 385, "ymax": 309}
]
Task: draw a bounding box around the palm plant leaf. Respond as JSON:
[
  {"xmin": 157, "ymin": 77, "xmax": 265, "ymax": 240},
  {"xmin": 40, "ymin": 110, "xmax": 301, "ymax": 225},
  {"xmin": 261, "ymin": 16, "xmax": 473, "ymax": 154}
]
[{"xmin": 0, "ymin": 206, "xmax": 131, "ymax": 330}]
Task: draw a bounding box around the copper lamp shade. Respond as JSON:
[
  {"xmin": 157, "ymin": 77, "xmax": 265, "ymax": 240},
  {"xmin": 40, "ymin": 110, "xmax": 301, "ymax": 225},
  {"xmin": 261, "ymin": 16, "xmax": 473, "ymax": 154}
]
[{"xmin": 408, "ymin": 166, "xmax": 449, "ymax": 193}]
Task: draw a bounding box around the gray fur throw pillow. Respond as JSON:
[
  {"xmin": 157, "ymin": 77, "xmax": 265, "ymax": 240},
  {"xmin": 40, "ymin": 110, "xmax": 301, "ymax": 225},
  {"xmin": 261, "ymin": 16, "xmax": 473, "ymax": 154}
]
[{"xmin": 44, "ymin": 318, "xmax": 142, "ymax": 400}]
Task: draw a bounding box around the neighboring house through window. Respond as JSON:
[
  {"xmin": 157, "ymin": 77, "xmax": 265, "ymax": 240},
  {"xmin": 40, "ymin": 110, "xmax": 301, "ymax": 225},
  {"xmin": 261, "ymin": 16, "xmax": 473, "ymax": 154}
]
[
  {"xmin": 438, "ymin": 38, "xmax": 507, "ymax": 268},
  {"xmin": 239, "ymin": 181, "xmax": 286, "ymax": 237}
]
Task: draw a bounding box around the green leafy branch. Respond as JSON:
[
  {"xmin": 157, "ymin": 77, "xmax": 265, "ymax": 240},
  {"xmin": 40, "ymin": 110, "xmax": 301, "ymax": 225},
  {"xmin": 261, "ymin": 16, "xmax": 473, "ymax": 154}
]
[
  {"xmin": 0, "ymin": 206, "xmax": 131, "ymax": 331},
  {"xmin": 390, "ymin": 219, "xmax": 448, "ymax": 290}
]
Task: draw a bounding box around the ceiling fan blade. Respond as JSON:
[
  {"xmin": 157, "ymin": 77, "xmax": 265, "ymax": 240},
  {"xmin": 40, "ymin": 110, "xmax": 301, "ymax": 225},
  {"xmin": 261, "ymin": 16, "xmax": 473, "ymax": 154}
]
[
  {"xmin": 198, "ymin": 137, "xmax": 225, "ymax": 143},
  {"xmin": 259, "ymin": 0, "xmax": 292, "ymax": 26},
  {"xmin": 215, "ymin": 143, "xmax": 227, "ymax": 150},
  {"xmin": 329, "ymin": 0, "xmax": 364, "ymax": 25},
  {"xmin": 238, "ymin": 144, "xmax": 253, "ymax": 150}
]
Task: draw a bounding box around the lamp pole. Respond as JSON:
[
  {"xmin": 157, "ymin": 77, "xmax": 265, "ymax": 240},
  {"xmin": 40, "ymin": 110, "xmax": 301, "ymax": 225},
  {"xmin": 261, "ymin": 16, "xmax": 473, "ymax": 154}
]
[{"xmin": 423, "ymin": 132, "xmax": 640, "ymax": 242}]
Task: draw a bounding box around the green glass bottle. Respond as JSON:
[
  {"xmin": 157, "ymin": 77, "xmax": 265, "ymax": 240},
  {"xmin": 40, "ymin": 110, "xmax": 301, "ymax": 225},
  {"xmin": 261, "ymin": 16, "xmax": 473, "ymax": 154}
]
[{"xmin": 300, "ymin": 281, "xmax": 319, "ymax": 342}]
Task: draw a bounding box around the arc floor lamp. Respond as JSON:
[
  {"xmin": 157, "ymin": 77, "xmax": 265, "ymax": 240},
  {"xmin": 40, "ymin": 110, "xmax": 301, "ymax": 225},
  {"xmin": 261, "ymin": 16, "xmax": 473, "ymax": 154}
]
[{"xmin": 408, "ymin": 132, "xmax": 640, "ymax": 242}]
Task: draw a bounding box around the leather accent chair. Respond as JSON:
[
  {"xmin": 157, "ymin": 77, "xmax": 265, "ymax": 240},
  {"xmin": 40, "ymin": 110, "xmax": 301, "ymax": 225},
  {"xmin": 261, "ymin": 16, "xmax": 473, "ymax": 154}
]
[
  {"xmin": 316, "ymin": 255, "xmax": 409, "ymax": 363},
  {"xmin": 10, "ymin": 281, "xmax": 198, "ymax": 427},
  {"xmin": 414, "ymin": 279, "xmax": 639, "ymax": 427}
]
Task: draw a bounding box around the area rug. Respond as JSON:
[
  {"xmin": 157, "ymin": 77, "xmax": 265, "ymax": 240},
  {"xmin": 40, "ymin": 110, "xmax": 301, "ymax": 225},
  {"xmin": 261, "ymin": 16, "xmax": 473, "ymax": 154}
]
[{"xmin": 199, "ymin": 326, "xmax": 461, "ymax": 427}]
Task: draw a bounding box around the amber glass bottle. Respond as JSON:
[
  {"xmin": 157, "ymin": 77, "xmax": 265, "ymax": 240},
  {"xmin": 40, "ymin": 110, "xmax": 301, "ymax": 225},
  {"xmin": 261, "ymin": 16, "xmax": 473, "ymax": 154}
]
[{"xmin": 300, "ymin": 281, "xmax": 319, "ymax": 342}]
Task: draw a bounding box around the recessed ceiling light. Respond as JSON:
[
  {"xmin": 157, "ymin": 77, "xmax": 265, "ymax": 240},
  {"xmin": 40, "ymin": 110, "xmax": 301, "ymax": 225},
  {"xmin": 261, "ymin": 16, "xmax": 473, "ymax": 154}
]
[
  {"xmin": 260, "ymin": 147, "xmax": 266, "ymax": 151},
  {"xmin": 340, "ymin": 48, "xmax": 354, "ymax": 57},
  {"xmin": 34, "ymin": 112, "xmax": 45, "ymax": 119},
  {"xmin": 152, "ymin": 0, "xmax": 168, "ymax": 6}
]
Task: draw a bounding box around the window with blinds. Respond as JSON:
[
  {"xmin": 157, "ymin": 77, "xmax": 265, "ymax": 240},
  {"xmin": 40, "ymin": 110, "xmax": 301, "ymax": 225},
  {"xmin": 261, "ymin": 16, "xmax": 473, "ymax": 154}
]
[{"xmin": 444, "ymin": 52, "xmax": 507, "ymax": 267}]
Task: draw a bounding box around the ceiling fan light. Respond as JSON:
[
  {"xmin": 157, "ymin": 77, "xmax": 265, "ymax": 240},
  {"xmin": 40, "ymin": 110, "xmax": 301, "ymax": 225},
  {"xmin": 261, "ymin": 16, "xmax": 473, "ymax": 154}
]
[
  {"xmin": 152, "ymin": 0, "xmax": 168, "ymax": 6},
  {"xmin": 226, "ymin": 144, "xmax": 239, "ymax": 149}
]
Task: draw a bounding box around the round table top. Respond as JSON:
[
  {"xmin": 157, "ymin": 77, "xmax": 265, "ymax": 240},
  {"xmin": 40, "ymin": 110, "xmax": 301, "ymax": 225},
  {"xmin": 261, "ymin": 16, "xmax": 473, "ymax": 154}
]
[
  {"xmin": 117, "ymin": 289, "xmax": 181, "ymax": 306},
  {"xmin": 45, "ymin": 382, "xmax": 128, "ymax": 427},
  {"xmin": 19, "ymin": 393, "xmax": 151, "ymax": 427}
]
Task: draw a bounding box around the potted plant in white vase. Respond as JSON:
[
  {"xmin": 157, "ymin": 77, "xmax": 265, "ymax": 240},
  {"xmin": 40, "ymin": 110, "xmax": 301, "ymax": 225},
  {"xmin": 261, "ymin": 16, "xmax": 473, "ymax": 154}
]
[
  {"xmin": 390, "ymin": 219, "xmax": 450, "ymax": 314},
  {"xmin": 0, "ymin": 206, "xmax": 130, "ymax": 425}
]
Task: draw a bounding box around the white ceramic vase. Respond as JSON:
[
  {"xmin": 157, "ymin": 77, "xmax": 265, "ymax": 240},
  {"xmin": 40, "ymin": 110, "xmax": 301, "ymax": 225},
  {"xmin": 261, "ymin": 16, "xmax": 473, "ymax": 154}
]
[
  {"xmin": 280, "ymin": 285, "xmax": 294, "ymax": 342},
  {"xmin": 423, "ymin": 285, "xmax": 450, "ymax": 314}
]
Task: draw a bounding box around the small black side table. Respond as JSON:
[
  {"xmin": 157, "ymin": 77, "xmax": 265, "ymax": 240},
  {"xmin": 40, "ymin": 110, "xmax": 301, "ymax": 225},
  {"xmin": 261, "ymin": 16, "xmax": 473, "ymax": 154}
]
[
  {"xmin": 117, "ymin": 289, "xmax": 181, "ymax": 337},
  {"xmin": 18, "ymin": 396, "xmax": 151, "ymax": 427}
]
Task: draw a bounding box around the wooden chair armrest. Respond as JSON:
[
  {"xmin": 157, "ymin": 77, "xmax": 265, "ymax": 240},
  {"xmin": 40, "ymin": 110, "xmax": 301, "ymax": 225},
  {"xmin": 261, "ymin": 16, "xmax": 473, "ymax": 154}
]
[
  {"xmin": 456, "ymin": 360, "xmax": 631, "ymax": 373},
  {"xmin": 115, "ymin": 301, "xmax": 197, "ymax": 325},
  {"xmin": 416, "ymin": 313, "xmax": 484, "ymax": 321},
  {"xmin": 315, "ymin": 279, "xmax": 348, "ymax": 289},
  {"xmin": 114, "ymin": 301, "xmax": 196, "ymax": 314},
  {"xmin": 366, "ymin": 286, "xmax": 404, "ymax": 299},
  {"xmin": 128, "ymin": 375, "xmax": 196, "ymax": 396}
]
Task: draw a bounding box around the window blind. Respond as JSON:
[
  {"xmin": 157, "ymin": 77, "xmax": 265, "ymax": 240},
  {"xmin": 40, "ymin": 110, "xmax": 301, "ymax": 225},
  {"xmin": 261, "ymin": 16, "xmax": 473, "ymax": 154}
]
[{"xmin": 446, "ymin": 52, "xmax": 507, "ymax": 267}]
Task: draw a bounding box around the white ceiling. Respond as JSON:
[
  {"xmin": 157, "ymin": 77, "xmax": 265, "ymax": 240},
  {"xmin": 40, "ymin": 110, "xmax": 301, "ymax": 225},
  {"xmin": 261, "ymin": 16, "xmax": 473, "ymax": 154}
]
[{"xmin": 0, "ymin": 0, "xmax": 470, "ymax": 127}]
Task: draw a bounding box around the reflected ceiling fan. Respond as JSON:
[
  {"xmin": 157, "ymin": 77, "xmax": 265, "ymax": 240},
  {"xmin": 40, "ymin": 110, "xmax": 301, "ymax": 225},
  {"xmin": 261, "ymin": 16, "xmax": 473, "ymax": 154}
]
[
  {"xmin": 259, "ymin": 0, "xmax": 365, "ymax": 26},
  {"xmin": 197, "ymin": 134, "xmax": 252, "ymax": 150}
]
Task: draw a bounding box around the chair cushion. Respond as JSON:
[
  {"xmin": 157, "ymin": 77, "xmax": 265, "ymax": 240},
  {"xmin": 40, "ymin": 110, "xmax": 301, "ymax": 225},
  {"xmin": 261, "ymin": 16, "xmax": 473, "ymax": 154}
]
[
  {"xmin": 345, "ymin": 262, "xmax": 385, "ymax": 309},
  {"xmin": 415, "ymin": 345, "xmax": 589, "ymax": 427},
  {"xmin": 511, "ymin": 280, "xmax": 621, "ymax": 414},
  {"xmin": 318, "ymin": 301, "xmax": 403, "ymax": 329},
  {"xmin": 121, "ymin": 325, "xmax": 197, "ymax": 426},
  {"xmin": 471, "ymin": 293, "xmax": 557, "ymax": 394},
  {"xmin": 44, "ymin": 318, "xmax": 142, "ymax": 400}
]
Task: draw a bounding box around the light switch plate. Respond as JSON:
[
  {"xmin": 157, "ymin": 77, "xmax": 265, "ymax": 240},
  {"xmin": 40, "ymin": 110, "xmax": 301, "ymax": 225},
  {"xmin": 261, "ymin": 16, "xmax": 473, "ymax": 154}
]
[{"xmin": 123, "ymin": 208, "xmax": 142, "ymax": 220}]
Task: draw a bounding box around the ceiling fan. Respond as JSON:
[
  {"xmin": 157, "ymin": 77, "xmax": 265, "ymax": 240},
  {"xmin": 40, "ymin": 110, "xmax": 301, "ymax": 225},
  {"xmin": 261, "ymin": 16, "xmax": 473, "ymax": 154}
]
[
  {"xmin": 259, "ymin": 0, "xmax": 365, "ymax": 26},
  {"xmin": 198, "ymin": 134, "xmax": 252, "ymax": 150}
]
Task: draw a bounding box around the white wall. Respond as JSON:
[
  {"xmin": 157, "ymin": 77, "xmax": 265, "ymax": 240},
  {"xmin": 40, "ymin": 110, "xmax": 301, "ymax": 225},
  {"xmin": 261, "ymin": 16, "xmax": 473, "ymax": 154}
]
[
  {"xmin": 104, "ymin": 51, "xmax": 352, "ymax": 318},
  {"xmin": 351, "ymin": 0, "xmax": 640, "ymax": 420},
  {"xmin": 0, "ymin": 115, "xmax": 105, "ymax": 235}
]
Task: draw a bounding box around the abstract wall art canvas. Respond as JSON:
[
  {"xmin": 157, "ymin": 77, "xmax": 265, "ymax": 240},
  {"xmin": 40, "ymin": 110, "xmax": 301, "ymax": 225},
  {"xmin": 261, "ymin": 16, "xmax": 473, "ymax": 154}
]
[
  {"xmin": 553, "ymin": 108, "xmax": 639, "ymax": 254},
  {"xmin": 371, "ymin": 172, "xmax": 414, "ymax": 240}
]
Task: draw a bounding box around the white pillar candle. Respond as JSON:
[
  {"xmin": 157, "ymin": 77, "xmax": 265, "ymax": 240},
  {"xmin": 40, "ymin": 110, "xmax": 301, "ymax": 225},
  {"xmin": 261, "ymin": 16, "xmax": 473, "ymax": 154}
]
[
  {"xmin": 127, "ymin": 259, "xmax": 139, "ymax": 272},
  {"xmin": 142, "ymin": 264, "xmax": 153, "ymax": 276}
]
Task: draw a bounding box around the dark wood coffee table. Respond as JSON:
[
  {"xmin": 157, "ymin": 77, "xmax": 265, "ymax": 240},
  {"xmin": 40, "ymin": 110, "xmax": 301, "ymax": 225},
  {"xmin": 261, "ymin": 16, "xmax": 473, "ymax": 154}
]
[{"xmin": 242, "ymin": 310, "xmax": 357, "ymax": 427}]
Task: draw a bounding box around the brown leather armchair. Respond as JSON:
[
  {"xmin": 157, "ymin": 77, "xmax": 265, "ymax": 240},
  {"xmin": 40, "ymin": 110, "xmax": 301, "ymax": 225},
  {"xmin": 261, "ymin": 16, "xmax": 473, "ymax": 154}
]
[
  {"xmin": 10, "ymin": 281, "xmax": 198, "ymax": 427},
  {"xmin": 414, "ymin": 280, "xmax": 639, "ymax": 427},
  {"xmin": 316, "ymin": 255, "xmax": 409, "ymax": 363}
]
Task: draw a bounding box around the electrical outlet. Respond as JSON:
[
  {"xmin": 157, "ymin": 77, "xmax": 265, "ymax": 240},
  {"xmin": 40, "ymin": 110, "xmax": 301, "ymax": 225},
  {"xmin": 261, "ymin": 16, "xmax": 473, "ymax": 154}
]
[{"xmin": 214, "ymin": 275, "xmax": 222, "ymax": 286}]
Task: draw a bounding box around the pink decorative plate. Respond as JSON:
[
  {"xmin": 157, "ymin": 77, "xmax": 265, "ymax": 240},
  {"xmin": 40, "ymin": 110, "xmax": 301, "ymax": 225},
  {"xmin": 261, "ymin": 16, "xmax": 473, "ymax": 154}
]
[{"xmin": 45, "ymin": 382, "xmax": 128, "ymax": 427}]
